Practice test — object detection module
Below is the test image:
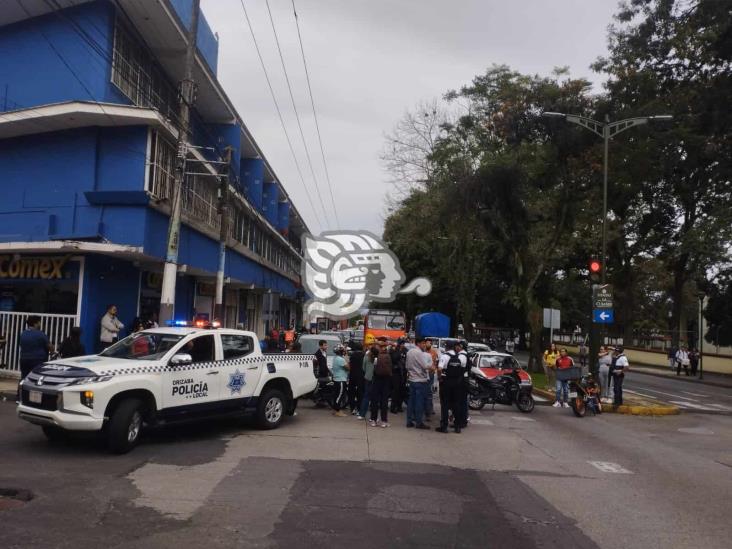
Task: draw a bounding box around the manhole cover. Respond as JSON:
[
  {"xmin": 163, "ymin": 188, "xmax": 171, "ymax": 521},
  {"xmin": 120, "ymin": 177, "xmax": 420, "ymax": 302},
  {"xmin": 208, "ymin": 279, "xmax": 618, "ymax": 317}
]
[{"xmin": 0, "ymin": 489, "xmax": 33, "ymax": 511}]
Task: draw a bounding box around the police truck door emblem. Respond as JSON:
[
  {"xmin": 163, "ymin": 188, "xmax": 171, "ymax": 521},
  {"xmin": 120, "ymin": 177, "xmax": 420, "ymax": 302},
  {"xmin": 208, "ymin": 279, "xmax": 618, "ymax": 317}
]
[
  {"xmin": 302, "ymin": 231, "xmax": 431, "ymax": 319},
  {"xmin": 226, "ymin": 369, "xmax": 246, "ymax": 395}
]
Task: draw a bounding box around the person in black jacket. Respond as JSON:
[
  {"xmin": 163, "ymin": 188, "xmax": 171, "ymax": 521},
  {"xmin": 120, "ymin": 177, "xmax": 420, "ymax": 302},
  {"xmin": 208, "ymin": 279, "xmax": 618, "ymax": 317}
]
[
  {"xmin": 347, "ymin": 342, "xmax": 365, "ymax": 415},
  {"xmin": 389, "ymin": 339, "xmax": 408, "ymax": 413},
  {"xmin": 59, "ymin": 327, "xmax": 86, "ymax": 358},
  {"xmin": 313, "ymin": 340, "xmax": 330, "ymax": 379}
]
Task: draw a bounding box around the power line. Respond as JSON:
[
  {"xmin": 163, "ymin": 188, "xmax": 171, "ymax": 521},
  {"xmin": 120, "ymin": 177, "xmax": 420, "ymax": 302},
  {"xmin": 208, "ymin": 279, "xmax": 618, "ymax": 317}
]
[
  {"xmin": 238, "ymin": 0, "xmax": 324, "ymax": 232},
  {"xmin": 290, "ymin": 0, "xmax": 340, "ymax": 229},
  {"xmin": 263, "ymin": 0, "xmax": 332, "ymax": 228}
]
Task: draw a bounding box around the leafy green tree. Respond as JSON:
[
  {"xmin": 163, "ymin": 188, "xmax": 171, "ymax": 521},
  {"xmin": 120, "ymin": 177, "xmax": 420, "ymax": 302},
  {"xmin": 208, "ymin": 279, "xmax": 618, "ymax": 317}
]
[{"xmin": 594, "ymin": 0, "xmax": 732, "ymax": 345}]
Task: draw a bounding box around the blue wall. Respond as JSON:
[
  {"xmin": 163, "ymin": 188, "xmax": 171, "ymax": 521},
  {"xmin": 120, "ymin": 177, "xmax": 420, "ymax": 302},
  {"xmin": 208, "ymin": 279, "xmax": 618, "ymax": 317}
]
[
  {"xmin": 78, "ymin": 254, "xmax": 140, "ymax": 354},
  {"xmin": 241, "ymin": 158, "xmax": 264, "ymax": 209},
  {"xmin": 277, "ymin": 200, "xmax": 290, "ymax": 233},
  {"xmin": 262, "ymin": 181, "xmax": 279, "ymax": 226},
  {"xmin": 169, "ymin": 0, "xmax": 219, "ymax": 75},
  {"xmin": 0, "ymin": 127, "xmax": 148, "ymax": 242},
  {"xmin": 0, "ymin": 1, "xmax": 126, "ymax": 112}
]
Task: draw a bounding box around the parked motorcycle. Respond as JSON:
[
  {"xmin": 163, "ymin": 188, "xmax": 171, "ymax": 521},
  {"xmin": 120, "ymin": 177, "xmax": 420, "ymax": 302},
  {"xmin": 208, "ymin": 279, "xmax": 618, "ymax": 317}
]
[
  {"xmin": 311, "ymin": 377, "xmax": 349, "ymax": 410},
  {"xmin": 467, "ymin": 368, "xmax": 535, "ymax": 413},
  {"xmin": 568, "ymin": 374, "xmax": 602, "ymax": 417}
]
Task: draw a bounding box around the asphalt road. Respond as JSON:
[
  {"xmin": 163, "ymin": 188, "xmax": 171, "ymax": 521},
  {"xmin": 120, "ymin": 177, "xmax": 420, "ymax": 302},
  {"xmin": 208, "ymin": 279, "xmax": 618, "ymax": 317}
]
[
  {"xmin": 2, "ymin": 396, "xmax": 732, "ymax": 549},
  {"xmin": 625, "ymin": 371, "xmax": 732, "ymax": 414}
]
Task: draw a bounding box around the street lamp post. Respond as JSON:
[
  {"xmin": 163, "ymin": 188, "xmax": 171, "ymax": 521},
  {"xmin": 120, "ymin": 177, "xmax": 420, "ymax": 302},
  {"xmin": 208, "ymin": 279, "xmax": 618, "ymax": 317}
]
[
  {"xmin": 542, "ymin": 112, "xmax": 672, "ymax": 372},
  {"xmin": 542, "ymin": 113, "xmax": 673, "ymax": 283},
  {"xmin": 697, "ymin": 292, "xmax": 705, "ymax": 380}
]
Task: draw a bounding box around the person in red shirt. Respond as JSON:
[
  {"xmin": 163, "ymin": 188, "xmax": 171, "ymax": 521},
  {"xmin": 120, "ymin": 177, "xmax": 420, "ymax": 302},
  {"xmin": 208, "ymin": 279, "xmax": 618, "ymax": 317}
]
[{"xmin": 553, "ymin": 348, "xmax": 574, "ymax": 408}]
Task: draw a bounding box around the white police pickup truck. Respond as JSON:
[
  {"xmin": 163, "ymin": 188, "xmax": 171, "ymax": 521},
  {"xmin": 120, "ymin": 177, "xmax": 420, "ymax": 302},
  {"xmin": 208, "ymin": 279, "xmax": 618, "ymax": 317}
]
[{"xmin": 17, "ymin": 326, "xmax": 317, "ymax": 453}]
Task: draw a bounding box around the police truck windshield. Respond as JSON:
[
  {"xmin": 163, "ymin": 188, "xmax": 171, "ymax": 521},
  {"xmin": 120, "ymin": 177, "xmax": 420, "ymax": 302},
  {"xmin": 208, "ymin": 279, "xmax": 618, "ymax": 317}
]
[{"xmin": 100, "ymin": 333, "xmax": 185, "ymax": 361}]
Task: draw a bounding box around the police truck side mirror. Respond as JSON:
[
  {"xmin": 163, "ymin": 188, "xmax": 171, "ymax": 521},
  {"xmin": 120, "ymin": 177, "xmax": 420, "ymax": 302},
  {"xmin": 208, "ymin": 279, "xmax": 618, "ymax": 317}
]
[{"xmin": 170, "ymin": 353, "xmax": 193, "ymax": 366}]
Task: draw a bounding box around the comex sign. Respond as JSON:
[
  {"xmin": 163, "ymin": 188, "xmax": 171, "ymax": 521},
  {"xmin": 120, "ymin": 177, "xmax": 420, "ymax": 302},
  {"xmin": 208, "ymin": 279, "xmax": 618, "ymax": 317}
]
[
  {"xmin": 0, "ymin": 256, "xmax": 68, "ymax": 280},
  {"xmin": 302, "ymin": 231, "xmax": 431, "ymax": 320}
]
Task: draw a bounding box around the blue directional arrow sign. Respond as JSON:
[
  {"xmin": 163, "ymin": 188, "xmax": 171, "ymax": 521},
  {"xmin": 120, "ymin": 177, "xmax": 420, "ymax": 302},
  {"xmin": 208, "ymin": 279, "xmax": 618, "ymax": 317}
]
[{"xmin": 593, "ymin": 308, "xmax": 614, "ymax": 324}]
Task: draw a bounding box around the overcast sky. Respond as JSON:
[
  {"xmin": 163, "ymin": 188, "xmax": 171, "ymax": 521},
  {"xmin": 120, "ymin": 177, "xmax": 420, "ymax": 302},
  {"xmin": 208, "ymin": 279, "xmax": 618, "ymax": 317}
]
[{"xmin": 200, "ymin": 0, "xmax": 620, "ymax": 236}]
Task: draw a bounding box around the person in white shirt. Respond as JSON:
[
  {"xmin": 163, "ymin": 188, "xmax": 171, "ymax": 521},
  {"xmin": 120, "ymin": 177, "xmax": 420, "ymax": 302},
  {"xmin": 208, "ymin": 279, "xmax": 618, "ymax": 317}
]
[
  {"xmin": 100, "ymin": 304, "xmax": 124, "ymax": 351},
  {"xmin": 675, "ymin": 346, "xmax": 690, "ymax": 376},
  {"xmin": 612, "ymin": 347, "xmax": 629, "ymax": 405}
]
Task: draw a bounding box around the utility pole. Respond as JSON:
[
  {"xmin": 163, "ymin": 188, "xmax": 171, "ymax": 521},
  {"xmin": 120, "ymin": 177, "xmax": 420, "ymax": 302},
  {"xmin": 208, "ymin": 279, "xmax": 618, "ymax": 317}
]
[
  {"xmin": 214, "ymin": 147, "xmax": 233, "ymax": 322},
  {"xmin": 159, "ymin": 0, "xmax": 201, "ymax": 325}
]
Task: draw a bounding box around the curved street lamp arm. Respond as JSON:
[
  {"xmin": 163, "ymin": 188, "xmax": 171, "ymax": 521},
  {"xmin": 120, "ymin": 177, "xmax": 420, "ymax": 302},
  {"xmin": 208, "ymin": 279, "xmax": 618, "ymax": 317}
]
[{"xmin": 564, "ymin": 115, "xmax": 605, "ymax": 138}]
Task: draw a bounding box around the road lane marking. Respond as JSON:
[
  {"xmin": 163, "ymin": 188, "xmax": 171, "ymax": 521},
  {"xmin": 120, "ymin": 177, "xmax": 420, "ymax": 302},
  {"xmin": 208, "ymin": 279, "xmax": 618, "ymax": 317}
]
[
  {"xmin": 637, "ymin": 388, "xmax": 696, "ymax": 401},
  {"xmin": 510, "ymin": 416, "xmax": 536, "ymax": 422},
  {"xmin": 588, "ymin": 461, "xmax": 633, "ymax": 474},
  {"xmin": 469, "ymin": 418, "xmax": 494, "ymax": 426},
  {"xmin": 678, "ymin": 427, "xmax": 715, "ymax": 435},
  {"xmin": 681, "ymin": 390, "xmax": 709, "ymax": 397},
  {"xmin": 669, "ymin": 400, "xmax": 717, "ymax": 411},
  {"xmin": 625, "ymin": 389, "xmax": 659, "ymax": 400},
  {"xmin": 706, "ymin": 403, "xmax": 732, "ymax": 411}
]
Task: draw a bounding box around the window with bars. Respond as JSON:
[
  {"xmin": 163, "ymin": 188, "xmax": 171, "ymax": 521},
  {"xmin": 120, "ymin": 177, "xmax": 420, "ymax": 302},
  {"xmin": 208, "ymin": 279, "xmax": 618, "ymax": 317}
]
[
  {"xmin": 111, "ymin": 20, "xmax": 178, "ymax": 122},
  {"xmin": 147, "ymin": 132, "xmax": 301, "ymax": 278}
]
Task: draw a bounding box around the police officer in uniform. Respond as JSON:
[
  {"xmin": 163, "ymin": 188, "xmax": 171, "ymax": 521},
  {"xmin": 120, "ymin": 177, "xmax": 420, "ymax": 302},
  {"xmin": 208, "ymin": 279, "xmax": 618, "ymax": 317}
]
[
  {"xmin": 456, "ymin": 341, "xmax": 470, "ymax": 429},
  {"xmin": 435, "ymin": 341, "xmax": 468, "ymax": 433}
]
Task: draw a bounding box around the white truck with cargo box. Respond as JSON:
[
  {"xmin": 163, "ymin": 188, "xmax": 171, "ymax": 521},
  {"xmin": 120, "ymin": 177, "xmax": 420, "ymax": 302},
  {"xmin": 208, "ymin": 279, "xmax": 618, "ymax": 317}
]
[{"xmin": 16, "ymin": 326, "xmax": 317, "ymax": 453}]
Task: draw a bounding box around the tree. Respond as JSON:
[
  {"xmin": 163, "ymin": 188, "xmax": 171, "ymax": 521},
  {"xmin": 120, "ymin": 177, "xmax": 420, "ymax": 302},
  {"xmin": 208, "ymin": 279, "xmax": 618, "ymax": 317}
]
[
  {"xmin": 428, "ymin": 66, "xmax": 598, "ymax": 370},
  {"xmin": 381, "ymin": 99, "xmax": 452, "ymax": 197},
  {"xmin": 594, "ymin": 0, "xmax": 732, "ymax": 345},
  {"xmin": 704, "ymin": 271, "xmax": 732, "ymax": 347}
]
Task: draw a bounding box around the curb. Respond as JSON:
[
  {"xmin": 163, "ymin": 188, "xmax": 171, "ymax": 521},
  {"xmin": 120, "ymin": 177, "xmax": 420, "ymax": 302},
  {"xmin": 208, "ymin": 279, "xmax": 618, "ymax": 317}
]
[
  {"xmin": 532, "ymin": 388, "xmax": 680, "ymax": 416},
  {"xmin": 631, "ymin": 368, "xmax": 732, "ymax": 389}
]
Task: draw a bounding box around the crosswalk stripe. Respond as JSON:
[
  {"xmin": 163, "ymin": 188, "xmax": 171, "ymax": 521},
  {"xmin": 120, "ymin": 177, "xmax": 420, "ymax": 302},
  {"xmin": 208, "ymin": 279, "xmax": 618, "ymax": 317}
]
[
  {"xmin": 681, "ymin": 390, "xmax": 709, "ymax": 397},
  {"xmin": 640, "ymin": 388, "xmax": 696, "ymax": 401},
  {"xmin": 669, "ymin": 400, "xmax": 716, "ymax": 411},
  {"xmin": 625, "ymin": 389, "xmax": 659, "ymax": 400}
]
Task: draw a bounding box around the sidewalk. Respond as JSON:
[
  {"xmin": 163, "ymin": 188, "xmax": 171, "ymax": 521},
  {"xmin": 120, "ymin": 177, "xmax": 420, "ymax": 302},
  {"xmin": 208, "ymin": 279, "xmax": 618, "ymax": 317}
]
[
  {"xmin": 532, "ymin": 386, "xmax": 679, "ymax": 416},
  {"xmin": 0, "ymin": 377, "xmax": 18, "ymax": 401}
]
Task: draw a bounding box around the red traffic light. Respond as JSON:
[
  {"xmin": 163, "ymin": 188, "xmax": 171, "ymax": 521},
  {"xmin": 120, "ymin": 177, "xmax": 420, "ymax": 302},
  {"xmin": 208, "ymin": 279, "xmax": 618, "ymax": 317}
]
[{"xmin": 589, "ymin": 260, "xmax": 602, "ymax": 273}]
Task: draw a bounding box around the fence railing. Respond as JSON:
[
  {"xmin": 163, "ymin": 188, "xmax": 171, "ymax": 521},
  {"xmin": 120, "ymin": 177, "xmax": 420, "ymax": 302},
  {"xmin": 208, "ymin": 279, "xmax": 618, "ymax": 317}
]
[{"xmin": 0, "ymin": 312, "xmax": 78, "ymax": 376}]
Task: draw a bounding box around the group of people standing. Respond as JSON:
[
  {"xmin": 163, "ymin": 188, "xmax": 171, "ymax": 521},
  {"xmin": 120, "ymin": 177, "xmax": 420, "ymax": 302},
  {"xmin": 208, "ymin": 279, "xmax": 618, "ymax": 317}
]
[
  {"xmin": 313, "ymin": 336, "xmax": 471, "ymax": 433},
  {"xmin": 668, "ymin": 345, "xmax": 700, "ymax": 376},
  {"xmin": 543, "ymin": 343, "xmax": 630, "ymax": 407}
]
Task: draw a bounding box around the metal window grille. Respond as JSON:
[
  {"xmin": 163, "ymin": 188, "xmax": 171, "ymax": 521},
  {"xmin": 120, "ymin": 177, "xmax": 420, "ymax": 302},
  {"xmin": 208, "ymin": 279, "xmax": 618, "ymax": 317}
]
[
  {"xmin": 0, "ymin": 312, "xmax": 78, "ymax": 375},
  {"xmin": 111, "ymin": 21, "xmax": 178, "ymax": 122}
]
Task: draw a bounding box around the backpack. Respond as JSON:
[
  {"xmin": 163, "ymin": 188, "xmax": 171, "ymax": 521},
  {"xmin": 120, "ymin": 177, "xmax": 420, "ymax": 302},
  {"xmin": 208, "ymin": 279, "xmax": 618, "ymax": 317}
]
[
  {"xmin": 374, "ymin": 350, "xmax": 392, "ymax": 377},
  {"xmin": 445, "ymin": 352, "xmax": 464, "ymax": 380}
]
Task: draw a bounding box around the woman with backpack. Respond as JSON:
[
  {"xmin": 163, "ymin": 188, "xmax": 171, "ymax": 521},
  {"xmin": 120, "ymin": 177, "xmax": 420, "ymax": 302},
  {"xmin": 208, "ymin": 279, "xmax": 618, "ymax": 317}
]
[{"xmin": 369, "ymin": 337, "xmax": 392, "ymax": 427}]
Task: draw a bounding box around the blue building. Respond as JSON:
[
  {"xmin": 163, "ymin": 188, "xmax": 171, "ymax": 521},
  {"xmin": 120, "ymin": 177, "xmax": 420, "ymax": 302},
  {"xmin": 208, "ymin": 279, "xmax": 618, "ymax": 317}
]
[{"xmin": 0, "ymin": 0, "xmax": 309, "ymax": 373}]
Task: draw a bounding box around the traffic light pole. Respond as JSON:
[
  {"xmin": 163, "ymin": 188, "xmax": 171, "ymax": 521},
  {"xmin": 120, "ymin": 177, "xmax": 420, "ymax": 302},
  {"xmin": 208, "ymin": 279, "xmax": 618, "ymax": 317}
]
[{"xmin": 542, "ymin": 112, "xmax": 672, "ymax": 375}]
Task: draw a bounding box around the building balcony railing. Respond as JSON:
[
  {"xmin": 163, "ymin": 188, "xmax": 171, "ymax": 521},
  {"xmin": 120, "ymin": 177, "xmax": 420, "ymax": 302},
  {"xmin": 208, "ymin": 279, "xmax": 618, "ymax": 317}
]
[{"xmin": 147, "ymin": 131, "xmax": 300, "ymax": 279}]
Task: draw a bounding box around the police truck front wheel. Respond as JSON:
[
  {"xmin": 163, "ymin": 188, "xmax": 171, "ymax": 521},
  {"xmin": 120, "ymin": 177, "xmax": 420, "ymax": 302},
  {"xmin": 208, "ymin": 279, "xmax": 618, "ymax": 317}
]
[
  {"xmin": 107, "ymin": 398, "xmax": 144, "ymax": 454},
  {"xmin": 257, "ymin": 389, "xmax": 286, "ymax": 430}
]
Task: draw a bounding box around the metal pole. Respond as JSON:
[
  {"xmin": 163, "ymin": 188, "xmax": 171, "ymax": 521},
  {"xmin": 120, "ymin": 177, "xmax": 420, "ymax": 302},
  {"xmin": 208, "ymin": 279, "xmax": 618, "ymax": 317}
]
[
  {"xmin": 698, "ymin": 295, "xmax": 704, "ymax": 380},
  {"xmin": 602, "ymin": 116, "xmax": 609, "ymax": 284},
  {"xmin": 159, "ymin": 0, "xmax": 201, "ymax": 325},
  {"xmin": 214, "ymin": 147, "xmax": 233, "ymax": 322}
]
